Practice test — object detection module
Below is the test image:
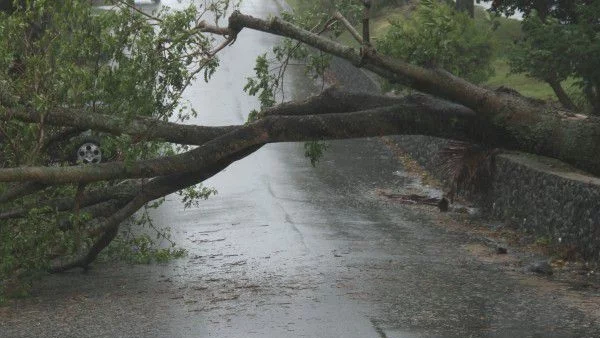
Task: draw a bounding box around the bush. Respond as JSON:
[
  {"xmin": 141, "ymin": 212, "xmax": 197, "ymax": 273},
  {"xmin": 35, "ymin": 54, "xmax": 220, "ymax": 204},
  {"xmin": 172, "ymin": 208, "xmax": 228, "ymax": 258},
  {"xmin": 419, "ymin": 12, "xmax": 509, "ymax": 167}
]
[
  {"xmin": 508, "ymin": 4, "xmax": 600, "ymax": 114},
  {"xmin": 377, "ymin": 0, "xmax": 495, "ymax": 85}
]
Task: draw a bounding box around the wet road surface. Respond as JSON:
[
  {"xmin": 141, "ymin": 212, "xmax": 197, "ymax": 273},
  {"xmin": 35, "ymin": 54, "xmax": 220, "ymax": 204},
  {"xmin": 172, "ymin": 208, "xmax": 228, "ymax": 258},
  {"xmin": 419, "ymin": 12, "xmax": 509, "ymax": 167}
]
[{"xmin": 2, "ymin": 0, "xmax": 600, "ymax": 337}]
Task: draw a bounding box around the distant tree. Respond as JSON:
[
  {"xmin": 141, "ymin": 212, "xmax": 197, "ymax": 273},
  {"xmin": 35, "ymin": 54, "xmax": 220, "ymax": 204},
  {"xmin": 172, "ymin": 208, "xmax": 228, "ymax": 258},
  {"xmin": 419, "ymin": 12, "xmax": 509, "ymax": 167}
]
[
  {"xmin": 507, "ymin": 12, "xmax": 578, "ymax": 110},
  {"xmin": 489, "ymin": 0, "xmax": 600, "ymax": 113},
  {"xmin": 485, "ymin": 0, "xmax": 583, "ymax": 22},
  {"xmin": 377, "ymin": 0, "xmax": 494, "ymax": 84}
]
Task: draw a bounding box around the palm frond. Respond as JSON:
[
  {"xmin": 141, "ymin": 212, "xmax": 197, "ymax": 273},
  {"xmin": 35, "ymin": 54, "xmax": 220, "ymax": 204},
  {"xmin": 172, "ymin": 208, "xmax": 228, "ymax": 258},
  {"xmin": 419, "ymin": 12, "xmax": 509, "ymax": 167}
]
[{"xmin": 437, "ymin": 140, "xmax": 500, "ymax": 201}]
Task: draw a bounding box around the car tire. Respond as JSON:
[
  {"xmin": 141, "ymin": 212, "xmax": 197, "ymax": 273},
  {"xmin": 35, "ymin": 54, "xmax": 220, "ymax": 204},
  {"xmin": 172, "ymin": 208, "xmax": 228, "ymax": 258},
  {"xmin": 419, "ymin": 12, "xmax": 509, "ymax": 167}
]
[{"xmin": 73, "ymin": 137, "xmax": 103, "ymax": 165}]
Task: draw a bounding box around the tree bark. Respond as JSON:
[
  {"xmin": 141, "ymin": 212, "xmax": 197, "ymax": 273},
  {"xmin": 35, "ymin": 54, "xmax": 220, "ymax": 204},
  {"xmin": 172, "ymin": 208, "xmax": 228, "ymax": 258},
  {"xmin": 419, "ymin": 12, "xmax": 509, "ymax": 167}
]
[
  {"xmin": 1, "ymin": 107, "xmax": 239, "ymax": 146},
  {"xmin": 548, "ymin": 79, "xmax": 577, "ymax": 111},
  {"xmin": 0, "ymin": 182, "xmax": 47, "ymax": 203},
  {"xmin": 584, "ymin": 84, "xmax": 600, "ymax": 115}
]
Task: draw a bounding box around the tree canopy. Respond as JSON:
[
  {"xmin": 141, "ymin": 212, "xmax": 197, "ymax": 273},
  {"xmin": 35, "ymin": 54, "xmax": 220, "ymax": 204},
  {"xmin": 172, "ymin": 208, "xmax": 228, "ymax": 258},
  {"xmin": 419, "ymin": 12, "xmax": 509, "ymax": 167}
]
[
  {"xmin": 377, "ymin": 0, "xmax": 494, "ymax": 85},
  {"xmin": 484, "ymin": 0, "xmax": 600, "ymax": 114}
]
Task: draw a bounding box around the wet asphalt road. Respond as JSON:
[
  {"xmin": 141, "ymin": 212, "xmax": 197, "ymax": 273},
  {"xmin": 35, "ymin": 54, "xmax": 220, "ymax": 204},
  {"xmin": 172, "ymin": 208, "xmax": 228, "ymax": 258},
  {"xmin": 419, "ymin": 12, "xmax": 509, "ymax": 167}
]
[{"xmin": 2, "ymin": 0, "xmax": 600, "ymax": 337}]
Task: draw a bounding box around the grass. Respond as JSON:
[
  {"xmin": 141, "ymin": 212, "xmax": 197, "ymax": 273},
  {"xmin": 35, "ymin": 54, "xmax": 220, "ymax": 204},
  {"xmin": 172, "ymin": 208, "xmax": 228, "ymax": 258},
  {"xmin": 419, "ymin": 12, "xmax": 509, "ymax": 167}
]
[{"xmin": 486, "ymin": 59, "xmax": 557, "ymax": 99}]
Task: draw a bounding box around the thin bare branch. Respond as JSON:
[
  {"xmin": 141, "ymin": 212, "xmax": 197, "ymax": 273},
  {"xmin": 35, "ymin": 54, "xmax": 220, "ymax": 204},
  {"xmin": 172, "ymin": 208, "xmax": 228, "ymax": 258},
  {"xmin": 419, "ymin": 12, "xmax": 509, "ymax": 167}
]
[
  {"xmin": 208, "ymin": 36, "xmax": 236, "ymax": 57},
  {"xmin": 333, "ymin": 11, "xmax": 363, "ymax": 44},
  {"xmin": 114, "ymin": 0, "xmax": 163, "ymax": 22}
]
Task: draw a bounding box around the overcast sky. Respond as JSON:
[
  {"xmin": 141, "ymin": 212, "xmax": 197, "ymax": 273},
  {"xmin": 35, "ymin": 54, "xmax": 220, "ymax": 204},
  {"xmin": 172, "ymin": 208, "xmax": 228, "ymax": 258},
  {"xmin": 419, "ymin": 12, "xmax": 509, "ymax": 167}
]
[{"xmin": 476, "ymin": 1, "xmax": 524, "ymax": 20}]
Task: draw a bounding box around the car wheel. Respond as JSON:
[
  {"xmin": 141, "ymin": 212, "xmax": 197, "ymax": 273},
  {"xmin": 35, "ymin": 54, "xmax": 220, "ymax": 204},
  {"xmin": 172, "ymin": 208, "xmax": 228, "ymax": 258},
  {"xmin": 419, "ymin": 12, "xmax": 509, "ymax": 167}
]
[{"xmin": 75, "ymin": 138, "xmax": 102, "ymax": 164}]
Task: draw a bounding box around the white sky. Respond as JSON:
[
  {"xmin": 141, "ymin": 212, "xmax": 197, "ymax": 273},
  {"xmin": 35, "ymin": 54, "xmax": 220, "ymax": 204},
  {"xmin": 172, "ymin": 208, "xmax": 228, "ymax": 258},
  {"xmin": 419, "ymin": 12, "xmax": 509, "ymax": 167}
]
[{"xmin": 476, "ymin": 1, "xmax": 524, "ymax": 20}]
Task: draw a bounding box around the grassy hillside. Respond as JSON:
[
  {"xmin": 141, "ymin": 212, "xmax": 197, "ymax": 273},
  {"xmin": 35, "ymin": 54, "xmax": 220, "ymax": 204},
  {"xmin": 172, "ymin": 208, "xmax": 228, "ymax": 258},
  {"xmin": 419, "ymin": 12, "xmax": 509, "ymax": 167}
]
[
  {"xmin": 367, "ymin": 4, "xmax": 560, "ymax": 100},
  {"xmin": 283, "ymin": 1, "xmax": 564, "ymax": 101}
]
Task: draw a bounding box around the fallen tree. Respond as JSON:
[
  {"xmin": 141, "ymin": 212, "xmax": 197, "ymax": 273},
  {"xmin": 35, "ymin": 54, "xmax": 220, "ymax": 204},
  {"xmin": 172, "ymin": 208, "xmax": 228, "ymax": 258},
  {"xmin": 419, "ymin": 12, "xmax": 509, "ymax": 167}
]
[{"xmin": 0, "ymin": 0, "xmax": 598, "ymax": 282}]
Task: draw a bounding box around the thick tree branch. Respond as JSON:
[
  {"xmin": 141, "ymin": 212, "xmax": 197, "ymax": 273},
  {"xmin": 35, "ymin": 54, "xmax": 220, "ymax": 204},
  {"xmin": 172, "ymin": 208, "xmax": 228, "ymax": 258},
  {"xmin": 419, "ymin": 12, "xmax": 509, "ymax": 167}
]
[
  {"xmin": 81, "ymin": 200, "xmax": 127, "ymax": 220},
  {"xmin": 0, "ymin": 95, "xmax": 477, "ymax": 184},
  {"xmin": 0, "ymin": 124, "xmax": 268, "ymax": 183},
  {"xmin": 0, "ymin": 181, "xmax": 143, "ymax": 220},
  {"xmin": 0, "ymin": 182, "xmax": 47, "ymax": 204},
  {"xmin": 227, "ymin": 11, "xmax": 489, "ymax": 105},
  {"xmin": 261, "ymin": 87, "xmax": 471, "ymax": 117},
  {"xmin": 4, "ymin": 88, "xmax": 414, "ymax": 145},
  {"xmin": 195, "ymin": 20, "xmax": 231, "ymax": 36},
  {"xmin": 1, "ymin": 107, "xmax": 238, "ymax": 146}
]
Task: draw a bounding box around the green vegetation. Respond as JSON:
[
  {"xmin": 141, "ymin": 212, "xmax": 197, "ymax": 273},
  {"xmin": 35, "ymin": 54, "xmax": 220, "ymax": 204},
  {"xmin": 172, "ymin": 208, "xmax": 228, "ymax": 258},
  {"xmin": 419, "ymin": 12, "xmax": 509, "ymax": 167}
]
[
  {"xmin": 486, "ymin": 59, "xmax": 556, "ymax": 99},
  {"xmin": 100, "ymin": 234, "xmax": 187, "ymax": 265},
  {"xmin": 0, "ymin": 0, "xmax": 221, "ymax": 299},
  {"xmin": 373, "ymin": 4, "xmax": 571, "ymax": 101},
  {"xmin": 511, "ymin": 4, "xmax": 600, "ymax": 114},
  {"xmin": 284, "ymin": 0, "xmax": 571, "ymax": 103},
  {"xmin": 377, "ymin": 0, "xmax": 494, "ymax": 85}
]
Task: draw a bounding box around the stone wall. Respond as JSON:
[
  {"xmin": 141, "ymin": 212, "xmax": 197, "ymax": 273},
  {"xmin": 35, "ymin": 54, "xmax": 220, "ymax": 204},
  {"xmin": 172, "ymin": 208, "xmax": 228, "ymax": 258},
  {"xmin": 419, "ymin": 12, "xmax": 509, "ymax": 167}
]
[{"xmin": 391, "ymin": 135, "xmax": 600, "ymax": 260}]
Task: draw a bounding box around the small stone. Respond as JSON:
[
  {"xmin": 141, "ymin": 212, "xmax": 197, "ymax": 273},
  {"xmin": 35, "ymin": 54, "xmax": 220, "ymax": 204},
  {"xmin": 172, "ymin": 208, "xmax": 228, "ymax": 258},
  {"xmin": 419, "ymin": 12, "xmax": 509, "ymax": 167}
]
[
  {"xmin": 527, "ymin": 260, "xmax": 553, "ymax": 275},
  {"xmin": 496, "ymin": 247, "xmax": 508, "ymax": 254},
  {"xmin": 455, "ymin": 207, "xmax": 469, "ymax": 214}
]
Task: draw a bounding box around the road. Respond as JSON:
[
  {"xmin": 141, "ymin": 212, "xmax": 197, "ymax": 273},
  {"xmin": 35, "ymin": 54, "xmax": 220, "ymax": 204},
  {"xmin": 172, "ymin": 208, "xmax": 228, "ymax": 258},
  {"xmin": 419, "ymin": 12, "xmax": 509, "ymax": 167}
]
[{"xmin": 1, "ymin": 0, "xmax": 600, "ymax": 337}]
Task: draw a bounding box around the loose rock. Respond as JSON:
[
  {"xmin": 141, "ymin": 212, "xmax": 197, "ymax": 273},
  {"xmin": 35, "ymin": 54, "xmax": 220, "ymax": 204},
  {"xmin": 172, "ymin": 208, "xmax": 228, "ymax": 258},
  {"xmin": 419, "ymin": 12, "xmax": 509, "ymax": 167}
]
[{"xmin": 527, "ymin": 260, "xmax": 553, "ymax": 275}]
